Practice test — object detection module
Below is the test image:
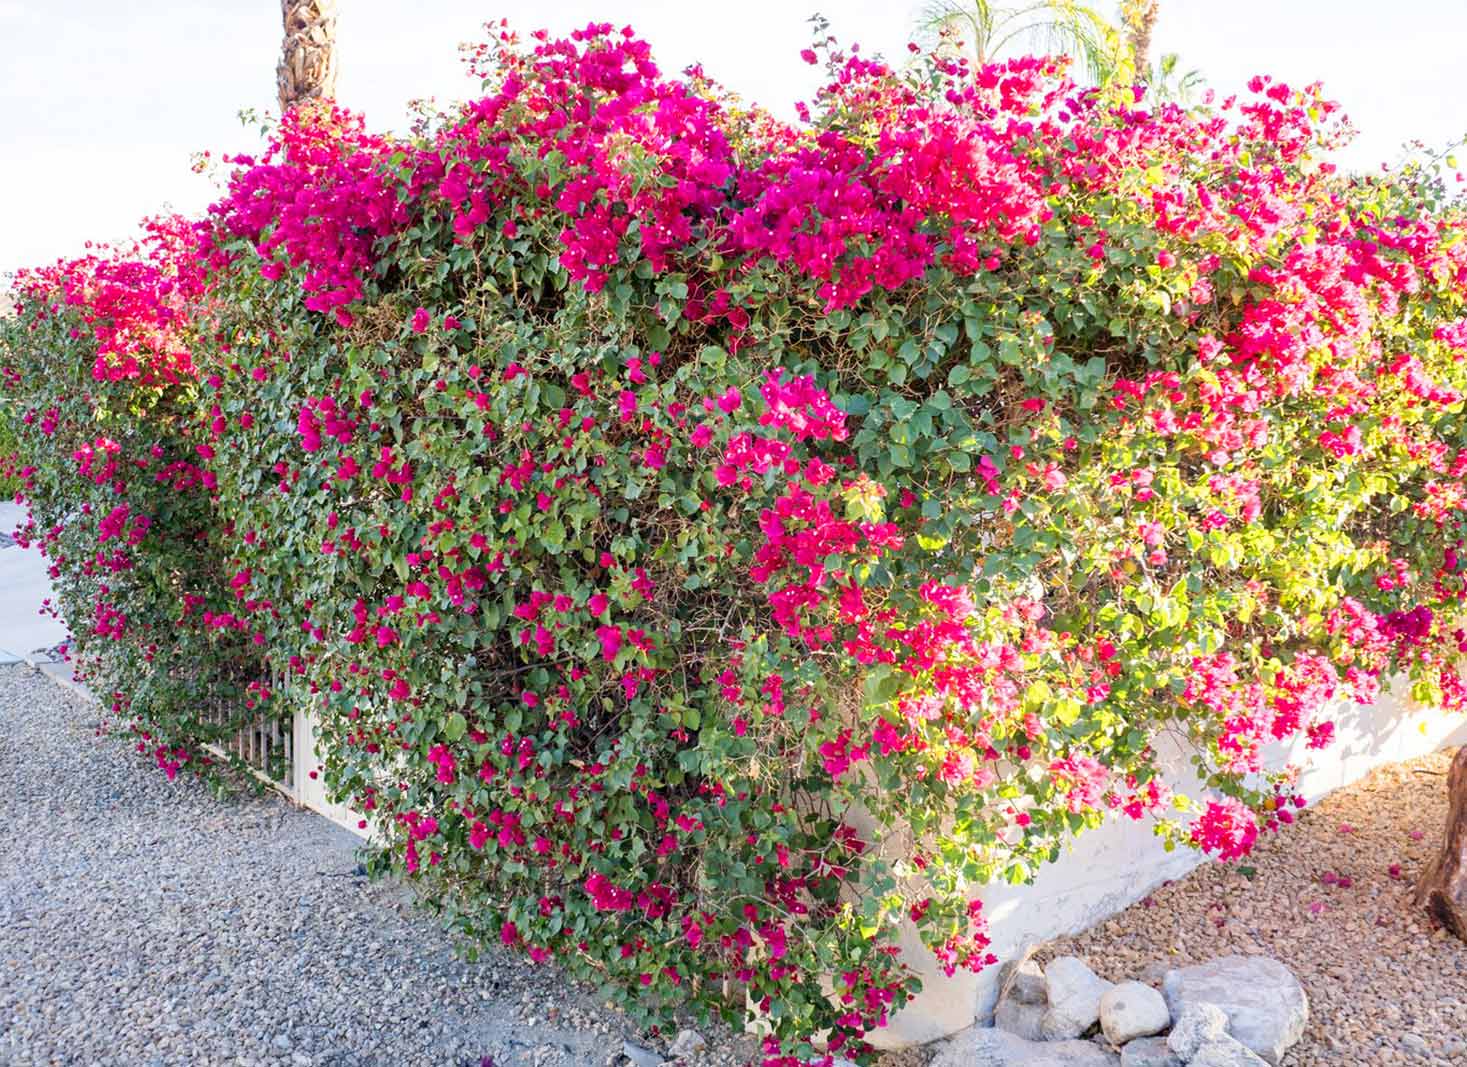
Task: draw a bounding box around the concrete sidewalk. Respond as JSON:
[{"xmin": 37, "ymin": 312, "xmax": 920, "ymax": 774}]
[{"xmin": 0, "ymin": 500, "xmax": 71, "ymax": 665}]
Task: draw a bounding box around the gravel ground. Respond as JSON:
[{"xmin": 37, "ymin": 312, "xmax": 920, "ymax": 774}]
[
  {"xmin": 0, "ymin": 664, "xmax": 760, "ymax": 1067},
  {"xmin": 1043, "ymin": 747, "xmax": 1467, "ymax": 1066},
  {"xmin": 8, "ymin": 656, "xmax": 1464, "ymax": 1067}
]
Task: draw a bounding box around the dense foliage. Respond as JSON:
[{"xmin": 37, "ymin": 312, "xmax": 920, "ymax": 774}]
[
  {"xmin": 0, "ymin": 405, "xmax": 22, "ymax": 497},
  {"xmin": 2, "ymin": 217, "xmax": 271, "ymax": 774},
  {"xmin": 6, "ymin": 23, "xmax": 1467, "ymax": 1061}
]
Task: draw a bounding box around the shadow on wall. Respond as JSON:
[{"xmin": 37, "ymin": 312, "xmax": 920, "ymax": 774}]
[{"xmin": 868, "ymin": 683, "xmax": 1467, "ymax": 1048}]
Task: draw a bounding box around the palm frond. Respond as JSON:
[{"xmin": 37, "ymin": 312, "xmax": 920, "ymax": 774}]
[
  {"xmin": 1147, "ymin": 51, "xmax": 1207, "ymax": 105},
  {"xmin": 914, "ymin": 0, "xmax": 1125, "ymax": 84}
]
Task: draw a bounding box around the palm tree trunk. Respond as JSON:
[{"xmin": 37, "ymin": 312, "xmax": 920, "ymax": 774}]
[
  {"xmin": 1121, "ymin": 0, "xmax": 1159, "ymax": 76},
  {"xmin": 1416, "ymin": 746, "xmax": 1467, "ymax": 941},
  {"xmin": 276, "ymin": 0, "xmax": 339, "ymax": 114}
]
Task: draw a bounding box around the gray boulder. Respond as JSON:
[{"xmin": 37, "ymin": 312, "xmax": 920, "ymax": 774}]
[
  {"xmin": 1162, "ymin": 956, "xmax": 1307, "ymax": 1066},
  {"xmin": 930, "ymin": 1028, "xmax": 1119, "ymax": 1067},
  {"xmin": 1100, "ymin": 981, "xmax": 1170, "ymax": 1044},
  {"xmin": 1166, "ymin": 1002, "xmax": 1229, "ymax": 1062},
  {"xmin": 1001, "ymin": 957, "xmax": 1049, "ymax": 1006},
  {"xmin": 1118, "ymin": 1038, "xmax": 1181, "ymax": 1067},
  {"xmin": 1188, "ymin": 1036, "xmax": 1271, "ymax": 1067},
  {"xmin": 996, "ymin": 997, "xmax": 1047, "ymax": 1042},
  {"xmin": 1042, "ymin": 957, "xmax": 1115, "ymax": 1040}
]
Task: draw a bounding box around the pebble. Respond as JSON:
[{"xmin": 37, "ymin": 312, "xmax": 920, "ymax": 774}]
[
  {"xmin": 668, "ymin": 1030, "xmax": 708, "ymax": 1059},
  {"xmin": 622, "ymin": 1042, "xmax": 664, "ymax": 1067}
]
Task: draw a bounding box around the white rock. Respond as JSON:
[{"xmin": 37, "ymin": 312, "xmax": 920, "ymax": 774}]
[
  {"xmin": 1166, "ymin": 1002, "xmax": 1229, "ymax": 1062},
  {"xmin": 1162, "ymin": 956, "xmax": 1308, "ymax": 1066},
  {"xmin": 1100, "ymin": 981, "xmax": 1170, "ymax": 1045},
  {"xmin": 668, "ymin": 1030, "xmax": 707, "ymax": 1059},
  {"xmin": 1118, "ymin": 1037, "xmax": 1180, "ymax": 1067},
  {"xmin": 1188, "ymin": 1035, "xmax": 1271, "ymax": 1067},
  {"xmin": 623, "ymin": 1042, "xmax": 663, "ymax": 1067},
  {"xmin": 930, "ymin": 1028, "xmax": 1119, "ymax": 1067},
  {"xmin": 995, "ymin": 997, "xmax": 1047, "ymax": 1042},
  {"xmin": 1042, "ymin": 957, "xmax": 1115, "ymax": 1041}
]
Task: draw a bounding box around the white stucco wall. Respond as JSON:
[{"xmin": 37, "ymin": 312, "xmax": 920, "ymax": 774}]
[{"xmin": 869, "ymin": 685, "xmax": 1467, "ymax": 1049}]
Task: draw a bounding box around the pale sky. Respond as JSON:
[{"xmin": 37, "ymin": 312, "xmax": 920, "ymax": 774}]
[{"xmin": 2, "ymin": 1, "xmax": 1465, "ymax": 278}]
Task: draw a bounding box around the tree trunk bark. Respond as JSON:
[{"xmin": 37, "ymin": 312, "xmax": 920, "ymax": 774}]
[
  {"xmin": 277, "ymin": 0, "xmax": 339, "ymax": 114},
  {"xmin": 1415, "ymin": 746, "xmax": 1467, "ymax": 940},
  {"xmin": 1123, "ymin": 0, "xmax": 1160, "ymax": 78}
]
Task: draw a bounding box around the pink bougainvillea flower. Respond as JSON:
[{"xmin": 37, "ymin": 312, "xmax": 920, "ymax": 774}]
[{"xmin": 596, "ymin": 625, "xmax": 622, "ymax": 662}]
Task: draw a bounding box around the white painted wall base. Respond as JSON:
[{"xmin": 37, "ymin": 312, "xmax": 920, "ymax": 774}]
[
  {"xmin": 292, "ymin": 705, "xmax": 369, "ymax": 838},
  {"xmin": 868, "ymin": 686, "xmax": 1467, "ymax": 1049}
]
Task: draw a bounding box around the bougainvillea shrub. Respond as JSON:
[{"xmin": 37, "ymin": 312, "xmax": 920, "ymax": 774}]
[
  {"xmin": 7, "ymin": 22, "xmax": 1467, "ymax": 1061},
  {"xmin": 1, "ymin": 218, "xmax": 275, "ymax": 781},
  {"xmin": 0, "ymin": 412, "xmax": 23, "ymax": 497}
]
